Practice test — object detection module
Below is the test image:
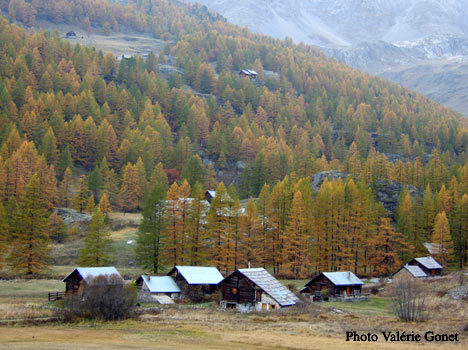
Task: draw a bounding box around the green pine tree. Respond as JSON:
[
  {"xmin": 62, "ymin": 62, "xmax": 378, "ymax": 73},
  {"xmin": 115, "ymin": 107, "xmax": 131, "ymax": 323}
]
[
  {"xmin": 78, "ymin": 207, "xmax": 114, "ymax": 266},
  {"xmin": 135, "ymin": 183, "xmax": 167, "ymax": 273},
  {"xmin": 8, "ymin": 174, "xmax": 50, "ymax": 274}
]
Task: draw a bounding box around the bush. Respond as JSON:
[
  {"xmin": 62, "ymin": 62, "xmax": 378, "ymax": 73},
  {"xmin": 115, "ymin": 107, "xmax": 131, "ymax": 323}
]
[
  {"xmin": 60, "ymin": 274, "xmax": 136, "ymax": 321},
  {"xmin": 389, "ymin": 276, "xmax": 427, "ymax": 322}
]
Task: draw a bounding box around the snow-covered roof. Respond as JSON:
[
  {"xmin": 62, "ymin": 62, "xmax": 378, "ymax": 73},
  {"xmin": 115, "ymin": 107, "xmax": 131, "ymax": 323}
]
[
  {"xmin": 414, "ymin": 256, "xmax": 442, "ymax": 269},
  {"xmin": 63, "ymin": 267, "xmax": 123, "ymax": 283},
  {"xmin": 322, "ymin": 271, "xmax": 364, "ymax": 286},
  {"xmin": 403, "ymin": 265, "xmax": 427, "ymax": 278},
  {"xmin": 238, "ymin": 268, "xmax": 299, "ymax": 306},
  {"xmin": 140, "ymin": 275, "xmax": 181, "ymax": 293},
  {"xmin": 173, "ymin": 266, "xmax": 224, "ymax": 285}
]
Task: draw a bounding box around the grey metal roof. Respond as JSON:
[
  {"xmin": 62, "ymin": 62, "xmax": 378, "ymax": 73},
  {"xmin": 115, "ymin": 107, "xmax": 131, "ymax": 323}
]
[
  {"xmin": 414, "ymin": 256, "xmax": 442, "ymax": 269},
  {"xmin": 322, "ymin": 271, "xmax": 364, "ymax": 286},
  {"xmin": 174, "ymin": 266, "xmax": 224, "ymax": 285},
  {"xmin": 140, "ymin": 275, "xmax": 181, "ymax": 293},
  {"xmin": 238, "ymin": 268, "xmax": 299, "ymax": 306},
  {"xmin": 63, "ymin": 267, "xmax": 123, "ymax": 283},
  {"xmin": 404, "ymin": 265, "xmax": 427, "ymax": 278}
]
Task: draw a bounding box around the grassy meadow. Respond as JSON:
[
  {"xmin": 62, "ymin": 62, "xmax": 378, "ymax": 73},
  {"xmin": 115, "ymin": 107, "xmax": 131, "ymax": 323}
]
[{"xmin": 0, "ymin": 274, "xmax": 466, "ymax": 350}]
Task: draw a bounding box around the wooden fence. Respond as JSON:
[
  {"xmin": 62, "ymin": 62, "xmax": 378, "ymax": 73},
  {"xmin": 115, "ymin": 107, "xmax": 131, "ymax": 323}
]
[{"xmin": 48, "ymin": 291, "xmax": 65, "ymax": 302}]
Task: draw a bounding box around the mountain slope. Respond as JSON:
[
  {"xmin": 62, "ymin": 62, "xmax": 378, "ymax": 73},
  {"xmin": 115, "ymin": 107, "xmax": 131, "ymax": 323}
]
[{"xmin": 190, "ymin": 0, "xmax": 468, "ymax": 115}]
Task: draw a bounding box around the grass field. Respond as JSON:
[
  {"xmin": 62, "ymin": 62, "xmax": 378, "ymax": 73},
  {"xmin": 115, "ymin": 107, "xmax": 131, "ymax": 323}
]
[{"xmin": 0, "ymin": 275, "xmax": 466, "ymax": 349}]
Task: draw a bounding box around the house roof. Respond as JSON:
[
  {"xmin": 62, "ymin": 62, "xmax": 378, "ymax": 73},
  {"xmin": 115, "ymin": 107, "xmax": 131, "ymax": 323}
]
[
  {"xmin": 206, "ymin": 190, "xmax": 216, "ymax": 198},
  {"xmin": 321, "ymin": 271, "xmax": 364, "ymax": 286},
  {"xmin": 63, "ymin": 267, "xmax": 123, "ymax": 283},
  {"xmin": 403, "ymin": 265, "xmax": 428, "ymax": 278},
  {"xmin": 171, "ymin": 266, "xmax": 224, "ymax": 285},
  {"xmin": 240, "ymin": 69, "xmax": 258, "ymax": 76},
  {"xmin": 238, "ymin": 268, "xmax": 299, "ymax": 306},
  {"xmin": 413, "ymin": 256, "xmax": 442, "ymax": 269},
  {"xmin": 139, "ymin": 275, "xmax": 181, "ymax": 293}
]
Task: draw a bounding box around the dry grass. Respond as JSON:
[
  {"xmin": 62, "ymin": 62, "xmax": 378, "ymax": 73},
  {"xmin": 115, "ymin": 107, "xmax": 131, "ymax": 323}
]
[{"xmin": 0, "ymin": 307, "xmax": 466, "ymax": 350}]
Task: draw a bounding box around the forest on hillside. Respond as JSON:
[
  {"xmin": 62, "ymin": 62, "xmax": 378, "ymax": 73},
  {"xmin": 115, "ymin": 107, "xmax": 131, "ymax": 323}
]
[{"xmin": 0, "ymin": 0, "xmax": 467, "ymax": 276}]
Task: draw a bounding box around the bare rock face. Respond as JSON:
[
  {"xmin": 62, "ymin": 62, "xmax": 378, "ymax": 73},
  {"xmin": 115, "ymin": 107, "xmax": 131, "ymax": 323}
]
[
  {"xmin": 374, "ymin": 179, "xmax": 422, "ymax": 220},
  {"xmin": 53, "ymin": 208, "xmax": 91, "ymax": 225},
  {"xmin": 189, "ymin": 0, "xmax": 468, "ymax": 115}
]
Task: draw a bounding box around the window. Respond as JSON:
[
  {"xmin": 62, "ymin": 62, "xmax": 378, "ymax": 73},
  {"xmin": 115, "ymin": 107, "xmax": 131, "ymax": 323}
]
[{"xmin": 232, "ymin": 287, "xmax": 238, "ymax": 295}]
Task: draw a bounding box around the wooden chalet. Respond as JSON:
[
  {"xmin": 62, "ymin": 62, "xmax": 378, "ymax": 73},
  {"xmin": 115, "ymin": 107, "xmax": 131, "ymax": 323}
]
[
  {"xmin": 407, "ymin": 256, "xmax": 442, "ymax": 276},
  {"xmin": 239, "ymin": 69, "xmax": 258, "ymax": 79},
  {"xmin": 393, "ymin": 264, "xmax": 428, "ymax": 281},
  {"xmin": 62, "ymin": 267, "xmax": 123, "ymax": 297},
  {"xmin": 220, "ymin": 268, "xmax": 299, "ymax": 311},
  {"xmin": 168, "ymin": 266, "xmax": 224, "ymax": 301},
  {"xmin": 300, "ymin": 271, "xmax": 366, "ymax": 301},
  {"xmin": 65, "ymin": 31, "xmax": 77, "ymax": 39},
  {"xmin": 136, "ymin": 275, "xmax": 181, "ymax": 304}
]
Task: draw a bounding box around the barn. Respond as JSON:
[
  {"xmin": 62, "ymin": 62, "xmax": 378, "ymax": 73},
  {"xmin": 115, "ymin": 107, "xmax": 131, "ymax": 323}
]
[
  {"xmin": 136, "ymin": 275, "xmax": 181, "ymax": 304},
  {"xmin": 393, "ymin": 264, "xmax": 427, "ymax": 281},
  {"xmin": 300, "ymin": 271, "xmax": 365, "ymax": 301},
  {"xmin": 168, "ymin": 266, "xmax": 224, "ymax": 301},
  {"xmin": 220, "ymin": 268, "xmax": 299, "ymax": 311},
  {"xmin": 407, "ymin": 256, "xmax": 442, "ymax": 276},
  {"xmin": 62, "ymin": 267, "xmax": 123, "ymax": 297},
  {"xmin": 239, "ymin": 69, "xmax": 258, "ymax": 79}
]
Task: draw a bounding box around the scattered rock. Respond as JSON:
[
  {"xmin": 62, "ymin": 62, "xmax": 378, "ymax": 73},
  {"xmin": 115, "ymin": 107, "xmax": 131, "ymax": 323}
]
[
  {"xmin": 447, "ymin": 285, "xmax": 468, "ymax": 300},
  {"xmin": 53, "ymin": 208, "xmax": 91, "ymax": 225},
  {"xmin": 331, "ymin": 309, "xmax": 344, "ymax": 314}
]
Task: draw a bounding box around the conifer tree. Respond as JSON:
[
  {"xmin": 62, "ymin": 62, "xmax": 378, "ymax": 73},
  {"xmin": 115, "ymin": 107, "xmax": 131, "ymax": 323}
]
[
  {"xmin": 186, "ymin": 182, "xmax": 209, "ymax": 265},
  {"xmin": 86, "ymin": 194, "xmax": 96, "ymax": 213},
  {"xmin": 119, "ymin": 163, "xmax": 141, "ymax": 213},
  {"xmin": 0, "ymin": 202, "xmax": 7, "ymax": 269},
  {"xmin": 78, "ymin": 207, "xmax": 114, "ymax": 266},
  {"xmin": 98, "ymin": 193, "xmax": 112, "ymax": 214},
  {"xmin": 239, "ymin": 197, "xmax": 261, "ymax": 268},
  {"xmin": 432, "ymin": 211, "xmax": 453, "ymax": 266},
  {"xmin": 370, "ymin": 218, "xmax": 408, "ymax": 276},
  {"xmin": 136, "ymin": 183, "xmax": 167, "ymax": 273},
  {"xmin": 150, "ymin": 162, "xmax": 169, "ymax": 191},
  {"xmin": 59, "ymin": 166, "xmax": 74, "ymax": 207},
  {"xmin": 283, "ymin": 191, "xmax": 309, "ymax": 278},
  {"xmin": 73, "ymin": 175, "xmax": 89, "ymax": 213},
  {"xmin": 451, "ymin": 194, "xmax": 468, "ymax": 268},
  {"xmin": 8, "ymin": 174, "xmax": 50, "ymax": 274}
]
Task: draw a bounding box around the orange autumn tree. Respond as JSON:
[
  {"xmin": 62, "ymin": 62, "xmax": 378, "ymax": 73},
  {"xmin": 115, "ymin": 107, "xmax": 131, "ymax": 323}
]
[
  {"xmin": 283, "ymin": 190, "xmax": 309, "ymax": 278},
  {"xmin": 370, "ymin": 218, "xmax": 409, "ymax": 277}
]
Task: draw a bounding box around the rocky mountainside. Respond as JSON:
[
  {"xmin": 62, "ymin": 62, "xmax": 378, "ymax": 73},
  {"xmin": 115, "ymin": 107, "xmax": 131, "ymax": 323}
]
[{"xmin": 191, "ymin": 0, "xmax": 468, "ymax": 115}]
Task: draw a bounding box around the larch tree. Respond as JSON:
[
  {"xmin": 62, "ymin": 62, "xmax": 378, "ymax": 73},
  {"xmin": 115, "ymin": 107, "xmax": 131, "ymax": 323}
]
[
  {"xmin": 432, "ymin": 211, "xmax": 453, "ymax": 266},
  {"xmin": 8, "ymin": 174, "xmax": 50, "ymax": 274},
  {"xmin": 73, "ymin": 175, "xmax": 89, "ymax": 213},
  {"xmin": 283, "ymin": 190, "xmax": 309, "ymax": 278},
  {"xmin": 207, "ymin": 182, "xmax": 231, "ymax": 272},
  {"xmin": 59, "ymin": 166, "xmax": 74, "ymax": 207},
  {"xmin": 450, "ymin": 194, "xmax": 468, "ymax": 268},
  {"xmin": 78, "ymin": 207, "xmax": 114, "ymax": 266},
  {"xmin": 135, "ymin": 183, "xmax": 167, "ymax": 273},
  {"xmin": 98, "ymin": 193, "xmax": 112, "ymax": 214},
  {"xmin": 186, "ymin": 182, "xmax": 209, "ymax": 265},
  {"xmin": 239, "ymin": 197, "xmax": 261, "ymax": 268},
  {"xmin": 370, "ymin": 218, "xmax": 409, "ymax": 277},
  {"xmin": 119, "ymin": 163, "xmax": 141, "ymax": 213},
  {"xmin": 0, "ymin": 202, "xmax": 7, "ymax": 269}
]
